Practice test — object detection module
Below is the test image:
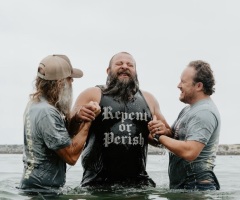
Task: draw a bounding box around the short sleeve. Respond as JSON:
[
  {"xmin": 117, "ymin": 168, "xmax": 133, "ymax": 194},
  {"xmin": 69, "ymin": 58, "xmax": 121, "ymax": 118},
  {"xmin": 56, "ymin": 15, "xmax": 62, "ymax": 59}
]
[
  {"xmin": 38, "ymin": 109, "xmax": 71, "ymax": 150},
  {"xmin": 186, "ymin": 110, "xmax": 218, "ymax": 145}
]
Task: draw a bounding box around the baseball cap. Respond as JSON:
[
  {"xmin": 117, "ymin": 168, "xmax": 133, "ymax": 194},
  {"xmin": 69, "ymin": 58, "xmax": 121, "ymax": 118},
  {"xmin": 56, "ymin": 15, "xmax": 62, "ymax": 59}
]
[{"xmin": 37, "ymin": 54, "xmax": 83, "ymax": 80}]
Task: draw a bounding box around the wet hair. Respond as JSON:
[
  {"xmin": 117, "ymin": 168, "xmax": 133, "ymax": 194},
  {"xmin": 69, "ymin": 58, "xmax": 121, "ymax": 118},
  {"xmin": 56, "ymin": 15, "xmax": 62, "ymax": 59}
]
[
  {"xmin": 30, "ymin": 77, "xmax": 62, "ymax": 106},
  {"xmin": 188, "ymin": 60, "xmax": 215, "ymax": 95},
  {"xmin": 108, "ymin": 52, "xmax": 136, "ymax": 68}
]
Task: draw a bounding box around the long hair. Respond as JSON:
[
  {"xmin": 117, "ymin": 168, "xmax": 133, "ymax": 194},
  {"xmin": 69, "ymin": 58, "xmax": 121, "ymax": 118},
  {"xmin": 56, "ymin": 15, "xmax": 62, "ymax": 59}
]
[
  {"xmin": 30, "ymin": 77, "xmax": 62, "ymax": 107},
  {"xmin": 189, "ymin": 60, "xmax": 215, "ymax": 95}
]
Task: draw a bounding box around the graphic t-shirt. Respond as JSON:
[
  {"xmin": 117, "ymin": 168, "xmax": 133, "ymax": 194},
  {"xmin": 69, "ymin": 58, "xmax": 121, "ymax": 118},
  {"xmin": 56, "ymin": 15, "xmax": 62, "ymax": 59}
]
[
  {"xmin": 169, "ymin": 98, "xmax": 221, "ymax": 189},
  {"xmin": 19, "ymin": 98, "xmax": 71, "ymax": 192},
  {"xmin": 81, "ymin": 90, "xmax": 154, "ymax": 187}
]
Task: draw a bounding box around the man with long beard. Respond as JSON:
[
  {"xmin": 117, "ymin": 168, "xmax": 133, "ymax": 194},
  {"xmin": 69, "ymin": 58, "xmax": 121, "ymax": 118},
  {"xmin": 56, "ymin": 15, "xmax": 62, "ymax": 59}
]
[
  {"xmin": 19, "ymin": 55, "xmax": 100, "ymax": 194},
  {"xmin": 69, "ymin": 52, "xmax": 172, "ymax": 188}
]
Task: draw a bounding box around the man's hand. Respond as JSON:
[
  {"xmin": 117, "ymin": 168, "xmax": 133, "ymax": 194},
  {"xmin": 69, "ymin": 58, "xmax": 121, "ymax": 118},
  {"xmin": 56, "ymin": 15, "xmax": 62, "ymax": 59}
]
[
  {"xmin": 148, "ymin": 115, "xmax": 168, "ymax": 136},
  {"xmin": 75, "ymin": 101, "xmax": 101, "ymax": 122},
  {"xmin": 89, "ymin": 101, "xmax": 101, "ymax": 116}
]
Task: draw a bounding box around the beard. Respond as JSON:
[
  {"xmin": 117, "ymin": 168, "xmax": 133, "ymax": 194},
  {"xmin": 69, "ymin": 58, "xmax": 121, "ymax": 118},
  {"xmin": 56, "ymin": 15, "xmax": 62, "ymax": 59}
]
[
  {"xmin": 103, "ymin": 70, "xmax": 139, "ymax": 102},
  {"xmin": 57, "ymin": 80, "xmax": 73, "ymax": 116},
  {"xmin": 179, "ymin": 89, "xmax": 196, "ymax": 104}
]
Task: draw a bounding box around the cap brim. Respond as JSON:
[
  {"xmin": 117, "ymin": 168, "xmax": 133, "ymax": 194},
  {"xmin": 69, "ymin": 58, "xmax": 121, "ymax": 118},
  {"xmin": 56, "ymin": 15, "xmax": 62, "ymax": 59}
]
[{"xmin": 71, "ymin": 68, "xmax": 83, "ymax": 78}]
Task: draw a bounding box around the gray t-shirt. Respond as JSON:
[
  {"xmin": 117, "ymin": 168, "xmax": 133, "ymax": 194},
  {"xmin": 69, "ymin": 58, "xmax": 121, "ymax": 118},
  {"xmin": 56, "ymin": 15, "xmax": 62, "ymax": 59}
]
[
  {"xmin": 19, "ymin": 98, "xmax": 71, "ymax": 191},
  {"xmin": 169, "ymin": 98, "xmax": 221, "ymax": 189}
]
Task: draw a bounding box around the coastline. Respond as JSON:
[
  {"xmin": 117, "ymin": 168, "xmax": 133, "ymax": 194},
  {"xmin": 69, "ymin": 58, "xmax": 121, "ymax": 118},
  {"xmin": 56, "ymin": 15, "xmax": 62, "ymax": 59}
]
[
  {"xmin": 0, "ymin": 144, "xmax": 240, "ymax": 155},
  {"xmin": 148, "ymin": 144, "xmax": 240, "ymax": 155}
]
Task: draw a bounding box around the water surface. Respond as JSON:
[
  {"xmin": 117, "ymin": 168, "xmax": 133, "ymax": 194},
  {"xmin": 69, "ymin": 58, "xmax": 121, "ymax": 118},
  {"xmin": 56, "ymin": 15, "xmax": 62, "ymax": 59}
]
[{"xmin": 0, "ymin": 154, "xmax": 239, "ymax": 200}]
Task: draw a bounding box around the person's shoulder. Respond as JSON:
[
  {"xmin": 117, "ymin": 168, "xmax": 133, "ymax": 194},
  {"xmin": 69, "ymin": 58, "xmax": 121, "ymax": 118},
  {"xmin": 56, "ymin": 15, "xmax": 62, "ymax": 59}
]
[
  {"xmin": 32, "ymin": 100, "xmax": 61, "ymax": 119},
  {"xmin": 82, "ymin": 86, "xmax": 102, "ymax": 93},
  {"xmin": 78, "ymin": 85, "xmax": 104, "ymax": 96},
  {"xmin": 34, "ymin": 98, "xmax": 54, "ymax": 110},
  {"xmin": 195, "ymin": 99, "xmax": 220, "ymax": 119},
  {"xmin": 189, "ymin": 99, "xmax": 218, "ymax": 118},
  {"xmin": 140, "ymin": 89, "xmax": 152, "ymax": 96},
  {"xmin": 194, "ymin": 98, "xmax": 216, "ymax": 111},
  {"xmin": 75, "ymin": 86, "xmax": 102, "ymax": 103},
  {"xmin": 140, "ymin": 89, "xmax": 156, "ymax": 100},
  {"xmin": 139, "ymin": 89, "xmax": 159, "ymax": 110}
]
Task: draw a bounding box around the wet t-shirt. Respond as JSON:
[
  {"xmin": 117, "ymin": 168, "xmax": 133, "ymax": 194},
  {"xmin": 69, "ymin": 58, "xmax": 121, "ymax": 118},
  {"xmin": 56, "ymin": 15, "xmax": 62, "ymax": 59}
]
[
  {"xmin": 169, "ymin": 98, "xmax": 221, "ymax": 189},
  {"xmin": 19, "ymin": 98, "xmax": 71, "ymax": 191},
  {"xmin": 81, "ymin": 90, "xmax": 154, "ymax": 187}
]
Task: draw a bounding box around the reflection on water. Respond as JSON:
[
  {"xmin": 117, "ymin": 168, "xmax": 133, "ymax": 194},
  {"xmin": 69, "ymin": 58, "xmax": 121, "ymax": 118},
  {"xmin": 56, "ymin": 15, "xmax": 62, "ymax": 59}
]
[
  {"xmin": 0, "ymin": 154, "xmax": 239, "ymax": 200},
  {"xmin": 14, "ymin": 187, "xmax": 239, "ymax": 200}
]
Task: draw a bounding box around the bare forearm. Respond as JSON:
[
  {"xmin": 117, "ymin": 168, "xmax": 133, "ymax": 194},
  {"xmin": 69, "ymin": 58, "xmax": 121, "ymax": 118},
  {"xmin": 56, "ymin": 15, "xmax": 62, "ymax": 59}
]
[
  {"xmin": 68, "ymin": 113, "xmax": 81, "ymax": 137},
  {"xmin": 160, "ymin": 136, "xmax": 186, "ymax": 157},
  {"xmin": 71, "ymin": 122, "xmax": 90, "ymax": 155},
  {"xmin": 59, "ymin": 100, "xmax": 100, "ymax": 165},
  {"xmin": 159, "ymin": 136, "xmax": 203, "ymax": 161},
  {"xmin": 57, "ymin": 122, "xmax": 91, "ymax": 165}
]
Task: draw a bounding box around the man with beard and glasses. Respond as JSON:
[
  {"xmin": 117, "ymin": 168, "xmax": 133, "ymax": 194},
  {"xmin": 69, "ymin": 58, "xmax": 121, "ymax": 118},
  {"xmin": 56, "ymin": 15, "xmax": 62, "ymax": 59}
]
[
  {"xmin": 68, "ymin": 52, "xmax": 172, "ymax": 188},
  {"xmin": 19, "ymin": 55, "xmax": 100, "ymax": 194},
  {"xmin": 151, "ymin": 60, "xmax": 221, "ymax": 190}
]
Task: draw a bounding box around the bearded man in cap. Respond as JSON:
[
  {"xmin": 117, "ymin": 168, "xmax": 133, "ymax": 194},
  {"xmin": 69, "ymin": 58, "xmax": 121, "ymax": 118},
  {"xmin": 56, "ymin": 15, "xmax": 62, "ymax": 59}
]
[
  {"xmin": 19, "ymin": 55, "xmax": 100, "ymax": 194},
  {"xmin": 69, "ymin": 52, "xmax": 172, "ymax": 188}
]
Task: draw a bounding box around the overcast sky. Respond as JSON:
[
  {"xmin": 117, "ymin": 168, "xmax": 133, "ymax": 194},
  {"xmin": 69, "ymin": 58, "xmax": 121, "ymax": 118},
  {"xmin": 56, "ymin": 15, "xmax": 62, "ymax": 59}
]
[{"xmin": 0, "ymin": 0, "xmax": 239, "ymax": 145}]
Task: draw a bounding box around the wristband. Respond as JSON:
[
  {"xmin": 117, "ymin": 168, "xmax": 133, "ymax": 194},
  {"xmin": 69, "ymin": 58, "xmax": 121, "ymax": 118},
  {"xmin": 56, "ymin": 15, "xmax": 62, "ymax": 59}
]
[{"xmin": 153, "ymin": 134, "xmax": 162, "ymax": 145}]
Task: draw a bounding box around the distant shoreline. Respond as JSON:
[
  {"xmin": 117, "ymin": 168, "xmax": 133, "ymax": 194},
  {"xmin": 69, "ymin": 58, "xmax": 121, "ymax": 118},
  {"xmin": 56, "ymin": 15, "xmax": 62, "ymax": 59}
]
[{"xmin": 0, "ymin": 144, "xmax": 240, "ymax": 155}]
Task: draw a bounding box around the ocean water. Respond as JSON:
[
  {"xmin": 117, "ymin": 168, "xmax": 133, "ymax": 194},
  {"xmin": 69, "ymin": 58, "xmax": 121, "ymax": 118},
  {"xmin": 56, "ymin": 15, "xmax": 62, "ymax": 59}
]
[{"xmin": 0, "ymin": 153, "xmax": 239, "ymax": 200}]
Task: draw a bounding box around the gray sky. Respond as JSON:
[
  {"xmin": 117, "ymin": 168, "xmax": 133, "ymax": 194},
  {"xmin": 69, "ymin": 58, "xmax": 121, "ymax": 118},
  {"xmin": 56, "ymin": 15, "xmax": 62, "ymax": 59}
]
[{"xmin": 0, "ymin": 0, "xmax": 239, "ymax": 144}]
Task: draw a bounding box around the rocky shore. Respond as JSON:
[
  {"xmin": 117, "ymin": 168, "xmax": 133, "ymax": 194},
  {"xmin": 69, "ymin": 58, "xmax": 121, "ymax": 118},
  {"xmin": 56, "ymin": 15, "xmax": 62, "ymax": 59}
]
[
  {"xmin": 0, "ymin": 144, "xmax": 240, "ymax": 155},
  {"xmin": 148, "ymin": 144, "xmax": 240, "ymax": 155}
]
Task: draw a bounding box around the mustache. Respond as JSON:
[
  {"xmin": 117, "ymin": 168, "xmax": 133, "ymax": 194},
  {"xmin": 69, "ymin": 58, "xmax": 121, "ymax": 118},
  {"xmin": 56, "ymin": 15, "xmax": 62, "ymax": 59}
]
[
  {"xmin": 103, "ymin": 70, "xmax": 139, "ymax": 102},
  {"xmin": 117, "ymin": 69, "xmax": 131, "ymax": 76}
]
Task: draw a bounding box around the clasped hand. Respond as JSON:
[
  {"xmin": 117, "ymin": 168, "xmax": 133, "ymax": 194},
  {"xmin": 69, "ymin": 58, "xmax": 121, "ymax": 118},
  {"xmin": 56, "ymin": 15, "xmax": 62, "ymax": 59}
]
[
  {"xmin": 75, "ymin": 101, "xmax": 101, "ymax": 122},
  {"xmin": 148, "ymin": 115, "xmax": 168, "ymax": 136}
]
